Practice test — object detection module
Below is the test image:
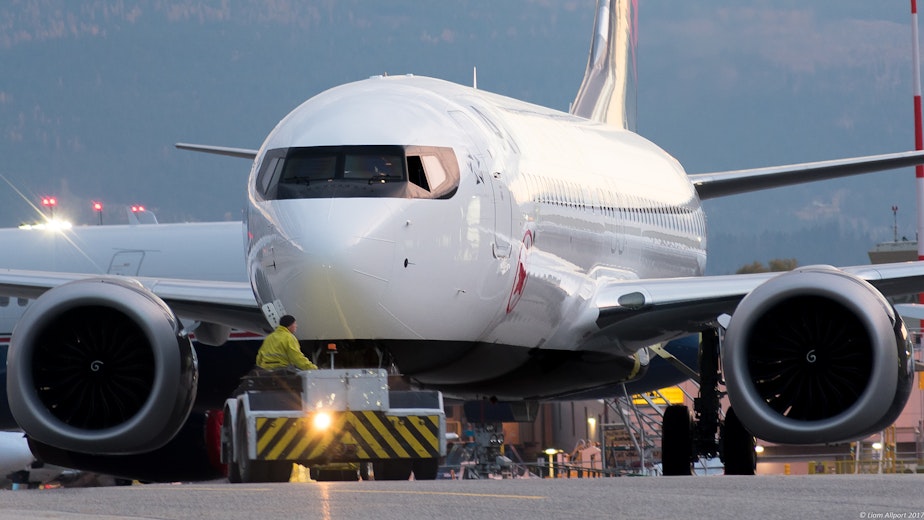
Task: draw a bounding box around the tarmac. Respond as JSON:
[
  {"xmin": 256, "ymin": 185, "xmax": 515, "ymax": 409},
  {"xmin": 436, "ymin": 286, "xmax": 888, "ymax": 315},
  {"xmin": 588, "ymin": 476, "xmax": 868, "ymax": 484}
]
[{"xmin": 1, "ymin": 474, "xmax": 923, "ymax": 520}]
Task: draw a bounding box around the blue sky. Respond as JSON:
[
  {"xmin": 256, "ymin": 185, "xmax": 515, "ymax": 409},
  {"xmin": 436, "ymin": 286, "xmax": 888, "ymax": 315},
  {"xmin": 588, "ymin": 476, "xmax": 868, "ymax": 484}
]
[
  {"xmin": 638, "ymin": 2, "xmax": 915, "ymax": 233},
  {"xmin": 0, "ymin": 1, "xmax": 919, "ymax": 268}
]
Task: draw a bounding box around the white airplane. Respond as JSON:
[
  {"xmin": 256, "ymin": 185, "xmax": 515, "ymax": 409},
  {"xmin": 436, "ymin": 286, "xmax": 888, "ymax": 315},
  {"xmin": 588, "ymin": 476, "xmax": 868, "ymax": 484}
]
[
  {"xmin": 0, "ymin": 213, "xmax": 697, "ymax": 480},
  {"xmin": 0, "ymin": 431, "xmax": 72, "ymax": 488},
  {"xmin": 3, "ymin": 0, "xmax": 924, "ymax": 480}
]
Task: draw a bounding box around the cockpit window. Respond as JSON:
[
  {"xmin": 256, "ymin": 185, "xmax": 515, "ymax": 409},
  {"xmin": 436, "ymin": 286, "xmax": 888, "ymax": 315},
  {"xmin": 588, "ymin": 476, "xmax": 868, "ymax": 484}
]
[
  {"xmin": 284, "ymin": 154, "xmax": 338, "ymax": 183},
  {"xmin": 405, "ymin": 146, "xmax": 458, "ymax": 199},
  {"xmin": 255, "ymin": 145, "xmax": 459, "ymax": 201},
  {"xmin": 343, "ymin": 154, "xmax": 402, "ymax": 181}
]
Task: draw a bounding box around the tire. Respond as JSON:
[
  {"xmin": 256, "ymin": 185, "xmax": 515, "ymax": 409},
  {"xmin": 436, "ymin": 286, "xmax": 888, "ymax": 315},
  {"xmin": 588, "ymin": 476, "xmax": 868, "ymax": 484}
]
[
  {"xmin": 372, "ymin": 460, "xmax": 413, "ymax": 480},
  {"xmin": 721, "ymin": 408, "xmax": 757, "ymax": 475},
  {"xmin": 311, "ymin": 468, "xmax": 359, "ymax": 482},
  {"xmin": 661, "ymin": 405, "xmax": 693, "ymax": 476},
  {"xmin": 264, "ymin": 461, "xmax": 293, "ymax": 483},
  {"xmin": 224, "ymin": 410, "xmax": 242, "ymax": 483},
  {"xmin": 412, "ymin": 458, "xmax": 438, "ymax": 480},
  {"xmin": 235, "ymin": 412, "xmax": 267, "ymax": 482}
]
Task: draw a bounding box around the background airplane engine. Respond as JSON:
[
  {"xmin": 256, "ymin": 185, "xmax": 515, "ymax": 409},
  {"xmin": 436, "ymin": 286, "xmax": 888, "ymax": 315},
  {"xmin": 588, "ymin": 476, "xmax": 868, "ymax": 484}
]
[
  {"xmin": 6, "ymin": 278, "xmax": 197, "ymax": 455},
  {"xmin": 722, "ymin": 266, "xmax": 914, "ymax": 444}
]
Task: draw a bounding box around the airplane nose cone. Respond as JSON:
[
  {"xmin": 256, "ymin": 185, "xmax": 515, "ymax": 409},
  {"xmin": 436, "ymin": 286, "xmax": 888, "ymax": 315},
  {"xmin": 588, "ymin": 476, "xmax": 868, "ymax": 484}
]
[{"xmin": 265, "ymin": 199, "xmax": 401, "ymax": 338}]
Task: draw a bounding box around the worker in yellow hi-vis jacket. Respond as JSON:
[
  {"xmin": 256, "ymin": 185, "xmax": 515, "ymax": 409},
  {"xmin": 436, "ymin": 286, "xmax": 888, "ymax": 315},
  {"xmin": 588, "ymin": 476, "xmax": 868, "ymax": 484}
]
[{"xmin": 255, "ymin": 315, "xmax": 318, "ymax": 371}]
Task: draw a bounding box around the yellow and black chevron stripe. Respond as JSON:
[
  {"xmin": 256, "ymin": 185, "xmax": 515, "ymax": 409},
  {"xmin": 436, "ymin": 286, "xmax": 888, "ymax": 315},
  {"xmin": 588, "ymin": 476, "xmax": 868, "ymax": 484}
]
[{"xmin": 254, "ymin": 411, "xmax": 441, "ymax": 462}]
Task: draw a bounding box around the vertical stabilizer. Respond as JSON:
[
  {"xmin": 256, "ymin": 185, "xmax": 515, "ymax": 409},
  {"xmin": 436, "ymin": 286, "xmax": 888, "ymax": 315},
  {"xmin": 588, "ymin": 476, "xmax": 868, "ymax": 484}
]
[{"xmin": 570, "ymin": 0, "xmax": 637, "ymax": 131}]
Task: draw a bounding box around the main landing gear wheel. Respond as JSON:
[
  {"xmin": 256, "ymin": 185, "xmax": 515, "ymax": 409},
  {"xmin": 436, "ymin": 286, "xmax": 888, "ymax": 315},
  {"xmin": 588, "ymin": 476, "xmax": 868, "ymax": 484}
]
[
  {"xmin": 661, "ymin": 404, "xmax": 694, "ymax": 476},
  {"xmin": 721, "ymin": 407, "xmax": 757, "ymax": 475}
]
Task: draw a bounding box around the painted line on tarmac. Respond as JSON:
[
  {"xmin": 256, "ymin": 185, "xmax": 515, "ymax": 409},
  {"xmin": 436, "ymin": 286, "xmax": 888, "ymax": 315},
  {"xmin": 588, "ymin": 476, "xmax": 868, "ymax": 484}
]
[
  {"xmin": 329, "ymin": 489, "xmax": 546, "ymax": 500},
  {"xmin": 130, "ymin": 484, "xmax": 546, "ymax": 501}
]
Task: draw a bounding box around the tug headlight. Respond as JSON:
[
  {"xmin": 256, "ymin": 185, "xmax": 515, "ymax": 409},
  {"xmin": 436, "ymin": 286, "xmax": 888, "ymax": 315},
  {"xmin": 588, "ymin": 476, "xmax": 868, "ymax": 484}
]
[{"xmin": 312, "ymin": 411, "xmax": 332, "ymax": 431}]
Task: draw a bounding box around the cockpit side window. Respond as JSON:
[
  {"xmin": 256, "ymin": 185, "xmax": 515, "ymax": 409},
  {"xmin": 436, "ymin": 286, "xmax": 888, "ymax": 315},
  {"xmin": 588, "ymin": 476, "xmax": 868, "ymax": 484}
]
[
  {"xmin": 255, "ymin": 149, "xmax": 286, "ymax": 199},
  {"xmin": 255, "ymin": 145, "xmax": 460, "ymax": 201},
  {"xmin": 406, "ymin": 156, "xmax": 430, "ymax": 192},
  {"xmin": 405, "ymin": 146, "xmax": 459, "ymax": 199}
]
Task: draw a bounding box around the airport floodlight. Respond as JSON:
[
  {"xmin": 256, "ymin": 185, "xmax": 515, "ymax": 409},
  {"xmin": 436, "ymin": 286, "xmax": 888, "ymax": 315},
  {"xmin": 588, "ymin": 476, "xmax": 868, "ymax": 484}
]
[
  {"xmin": 41, "ymin": 196, "xmax": 57, "ymax": 218},
  {"xmin": 92, "ymin": 201, "xmax": 103, "ymax": 225}
]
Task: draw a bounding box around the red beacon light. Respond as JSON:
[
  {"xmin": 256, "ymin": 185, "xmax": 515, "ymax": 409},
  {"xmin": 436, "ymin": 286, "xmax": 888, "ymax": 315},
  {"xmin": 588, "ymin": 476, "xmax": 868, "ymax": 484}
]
[
  {"xmin": 131, "ymin": 205, "xmax": 146, "ymax": 213},
  {"xmin": 92, "ymin": 201, "xmax": 103, "ymax": 225},
  {"xmin": 41, "ymin": 196, "xmax": 57, "ymax": 218}
]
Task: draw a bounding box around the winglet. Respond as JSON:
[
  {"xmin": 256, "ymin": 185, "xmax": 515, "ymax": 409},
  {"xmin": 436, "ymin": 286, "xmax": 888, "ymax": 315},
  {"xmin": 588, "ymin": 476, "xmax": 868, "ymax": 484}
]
[
  {"xmin": 175, "ymin": 142, "xmax": 258, "ymax": 160},
  {"xmin": 570, "ymin": 0, "xmax": 637, "ymax": 131}
]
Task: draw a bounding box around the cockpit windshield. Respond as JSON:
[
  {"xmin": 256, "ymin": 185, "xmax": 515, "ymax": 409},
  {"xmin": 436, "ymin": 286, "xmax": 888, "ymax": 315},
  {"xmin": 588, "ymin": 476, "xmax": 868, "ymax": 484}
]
[{"xmin": 255, "ymin": 145, "xmax": 460, "ymax": 201}]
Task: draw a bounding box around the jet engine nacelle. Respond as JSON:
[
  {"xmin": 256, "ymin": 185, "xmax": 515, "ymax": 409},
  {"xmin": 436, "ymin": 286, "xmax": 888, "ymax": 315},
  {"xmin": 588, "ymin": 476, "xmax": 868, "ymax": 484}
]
[
  {"xmin": 7, "ymin": 278, "xmax": 197, "ymax": 455},
  {"xmin": 723, "ymin": 266, "xmax": 913, "ymax": 444}
]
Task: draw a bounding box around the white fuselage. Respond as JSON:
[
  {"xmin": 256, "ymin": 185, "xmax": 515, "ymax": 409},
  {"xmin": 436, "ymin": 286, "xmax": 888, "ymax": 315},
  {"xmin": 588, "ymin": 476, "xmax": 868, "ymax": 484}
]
[{"xmin": 245, "ymin": 76, "xmax": 706, "ymax": 395}]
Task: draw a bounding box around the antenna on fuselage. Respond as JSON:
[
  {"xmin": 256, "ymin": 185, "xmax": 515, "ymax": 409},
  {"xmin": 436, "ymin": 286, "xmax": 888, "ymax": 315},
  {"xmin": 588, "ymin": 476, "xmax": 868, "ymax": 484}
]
[{"xmin": 473, "ymin": 66, "xmax": 478, "ymax": 89}]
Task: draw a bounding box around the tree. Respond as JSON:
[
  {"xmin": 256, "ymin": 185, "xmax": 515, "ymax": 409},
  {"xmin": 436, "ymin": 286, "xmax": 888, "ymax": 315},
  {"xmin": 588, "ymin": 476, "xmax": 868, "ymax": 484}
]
[
  {"xmin": 735, "ymin": 258, "xmax": 797, "ymax": 274},
  {"xmin": 767, "ymin": 258, "xmax": 798, "ymax": 272},
  {"xmin": 736, "ymin": 261, "xmax": 766, "ymax": 274}
]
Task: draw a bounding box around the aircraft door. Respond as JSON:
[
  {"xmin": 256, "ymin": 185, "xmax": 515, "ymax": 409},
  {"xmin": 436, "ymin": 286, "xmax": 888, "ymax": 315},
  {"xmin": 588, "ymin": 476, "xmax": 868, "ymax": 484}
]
[
  {"xmin": 108, "ymin": 251, "xmax": 145, "ymax": 276},
  {"xmin": 449, "ymin": 110, "xmax": 513, "ymax": 259},
  {"xmin": 488, "ymin": 171, "xmax": 513, "ymax": 259}
]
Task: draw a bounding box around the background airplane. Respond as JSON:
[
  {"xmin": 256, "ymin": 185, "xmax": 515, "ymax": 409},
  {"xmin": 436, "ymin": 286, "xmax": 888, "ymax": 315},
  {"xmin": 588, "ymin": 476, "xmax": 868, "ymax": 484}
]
[
  {"xmin": 1, "ymin": 0, "xmax": 924, "ymax": 481},
  {"xmin": 0, "ymin": 218, "xmax": 266, "ymax": 480},
  {"xmin": 0, "ymin": 432, "xmax": 72, "ymax": 489}
]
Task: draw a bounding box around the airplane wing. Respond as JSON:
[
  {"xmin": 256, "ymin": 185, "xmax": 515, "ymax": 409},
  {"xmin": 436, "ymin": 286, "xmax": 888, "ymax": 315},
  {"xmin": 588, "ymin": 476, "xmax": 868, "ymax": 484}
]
[
  {"xmin": 594, "ymin": 260, "xmax": 924, "ymax": 349},
  {"xmin": 175, "ymin": 142, "xmax": 258, "ymax": 160},
  {"xmin": 689, "ymin": 150, "xmax": 924, "ymax": 200},
  {"xmin": 0, "ymin": 269, "xmax": 267, "ymax": 334}
]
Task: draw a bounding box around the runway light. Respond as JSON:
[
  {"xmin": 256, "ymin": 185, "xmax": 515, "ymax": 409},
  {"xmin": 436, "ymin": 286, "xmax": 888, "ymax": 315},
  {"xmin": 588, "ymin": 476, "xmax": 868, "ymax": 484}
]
[{"xmin": 312, "ymin": 411, "xmax": 332, "ymax": 431}]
